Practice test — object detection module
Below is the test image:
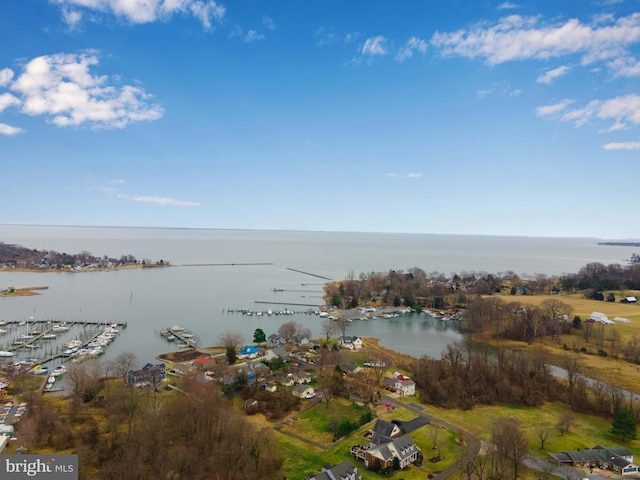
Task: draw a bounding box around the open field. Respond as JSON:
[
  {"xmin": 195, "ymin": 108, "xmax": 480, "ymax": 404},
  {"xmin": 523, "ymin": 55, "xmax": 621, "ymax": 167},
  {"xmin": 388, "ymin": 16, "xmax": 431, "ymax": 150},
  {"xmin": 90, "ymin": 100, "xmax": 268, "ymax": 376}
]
[{"xmin": 502, "ymin": 292, "xmax": 640, "ymax": 325}]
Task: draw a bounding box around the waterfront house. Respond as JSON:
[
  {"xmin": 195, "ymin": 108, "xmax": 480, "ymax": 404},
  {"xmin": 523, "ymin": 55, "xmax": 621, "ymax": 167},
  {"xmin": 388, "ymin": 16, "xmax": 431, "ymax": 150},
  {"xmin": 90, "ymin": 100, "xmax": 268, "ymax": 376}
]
[
  {"xmin": 127, "ymin": 363, "xmax": 166, "ymax": 388},
  {"xmin": 339, "ymin": 336, "xmax": 363, "ymax": 350},
  {"xmin": 238, "ymin": 345, "xmax": 261, "ymax": 359},
  {"xmin": 267, "ymin": 334, "xmax": 286, "ymax": 348},
  {"xmin": 307, "ymin": 461, "xmax": 362, "ymax": 480}
]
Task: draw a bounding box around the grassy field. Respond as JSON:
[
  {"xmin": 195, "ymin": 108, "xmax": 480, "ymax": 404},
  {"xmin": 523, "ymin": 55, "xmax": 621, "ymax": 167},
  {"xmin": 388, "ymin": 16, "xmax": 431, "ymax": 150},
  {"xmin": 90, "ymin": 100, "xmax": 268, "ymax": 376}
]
[
  {"xmin": 502, "ymin": 292, "xmax": 640, "ymax": 325},
  {"xmin": 477, "ymin": 292, "xmax": 640, "ymax": 393}
]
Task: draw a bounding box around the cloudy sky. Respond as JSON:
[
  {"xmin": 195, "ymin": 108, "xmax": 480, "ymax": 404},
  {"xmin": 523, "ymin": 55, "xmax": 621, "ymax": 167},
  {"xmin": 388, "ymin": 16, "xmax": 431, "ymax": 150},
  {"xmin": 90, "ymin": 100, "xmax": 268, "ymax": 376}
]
[{"xmin": 1, "ymin": 1, "xmax": 639, "ymax": 238}]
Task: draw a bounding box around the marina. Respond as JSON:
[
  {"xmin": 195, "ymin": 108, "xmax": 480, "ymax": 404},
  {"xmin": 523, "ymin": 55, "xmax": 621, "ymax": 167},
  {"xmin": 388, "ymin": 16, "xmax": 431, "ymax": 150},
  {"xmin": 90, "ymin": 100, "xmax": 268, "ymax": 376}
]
[{"xmin": 0, "ymin": 319, "xmax": 126, "ymax": 389}]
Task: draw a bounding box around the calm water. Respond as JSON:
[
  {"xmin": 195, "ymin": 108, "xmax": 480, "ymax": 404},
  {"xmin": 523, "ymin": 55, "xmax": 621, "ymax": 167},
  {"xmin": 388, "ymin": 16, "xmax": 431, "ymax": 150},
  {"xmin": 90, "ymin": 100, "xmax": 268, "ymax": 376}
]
[{"xmin": 0, "ymin": 226, "xmax": 636, "ymax": 365}]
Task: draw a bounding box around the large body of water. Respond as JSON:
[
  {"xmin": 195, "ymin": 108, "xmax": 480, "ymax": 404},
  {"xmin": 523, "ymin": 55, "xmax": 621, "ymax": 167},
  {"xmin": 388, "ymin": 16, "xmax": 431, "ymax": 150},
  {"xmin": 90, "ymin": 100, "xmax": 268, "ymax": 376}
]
[{"xmin": 0, "ymin": 226, "xmax": 637, "ymax": 365}]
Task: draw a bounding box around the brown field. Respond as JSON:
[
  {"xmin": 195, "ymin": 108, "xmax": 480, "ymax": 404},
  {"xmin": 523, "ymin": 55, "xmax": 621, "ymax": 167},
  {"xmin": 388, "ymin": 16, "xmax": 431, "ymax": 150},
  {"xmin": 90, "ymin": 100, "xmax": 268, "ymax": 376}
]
[{"xmin": 477, "ymin": 293, "xmax": 640, "ymax": 394}]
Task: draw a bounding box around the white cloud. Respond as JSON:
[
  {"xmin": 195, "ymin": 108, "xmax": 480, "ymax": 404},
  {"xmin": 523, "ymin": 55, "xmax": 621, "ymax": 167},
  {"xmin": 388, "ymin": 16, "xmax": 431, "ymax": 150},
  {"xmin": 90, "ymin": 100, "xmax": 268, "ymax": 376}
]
[
  {"xmin": 540, "ymin": 94, "xmax": 640, "ymax": 130},
  {"xmin": 395, "ymin": 36, "xmax": 427, "ymax": 62},
  {"xmin": 602, "ymin": 141, "xmax": 640, "ymax": 150},
  {"xmin": 537, "ymin": 65, "xmax": 570, "ymax": 84},
  {"xmin": 608, "ymin": 56, "xmax": 640, "ymax": 77},
  {"xmin": 9, "ymin": 52, "xmax": 163, "ymax": 129},
  {"xmin": 108, "ymin": 178, "xmax": 126, "ymax": 184},
  {"xmin": 362, "ymin": 36, "xmax": 388, "ymax": 56},
  {"xmin": 384, "ymin": 172, "xmax": 423, "ymax": 178},
  {"xmin": 51, "ymin": 0, "xmax": 225, "ymax": 30},
  {"xmin": 62, "ymin": 6, "xmax": 83, "ymax": 29},
  {"xmin": 0, "ymin": 123, "xmax": 24, "ymax": 136},
  {"xmin": 244, "ymin": 30, "xmax": 265, "ymax": 42},
  {"xmin": 0, "ymin": 68, "xmax": 14, "ymax": 87},
  {"xmin": 118, "ymin": 194, "xmax": 200, "ymax": 206},
  {"xmin": 0, "ymin": 93, "xmax": 21, "ymax": 113},
  {"xmin": 316, "ymin": 27, "xmax": 359, "ymax": 46},
  {"xmin": 263, "ymin": 16, "xmax": 275, "ymax": 30},
  {"xmin": 431, "ymin": 13, "xmax": 640, "ymax": 69},
  {"xmin": 535, "ymin": 99, "xmax": 574, "ymax": 117},
  {"xmin": 498, "ymin": 2, "xmax": 518, "ymax": 10}
]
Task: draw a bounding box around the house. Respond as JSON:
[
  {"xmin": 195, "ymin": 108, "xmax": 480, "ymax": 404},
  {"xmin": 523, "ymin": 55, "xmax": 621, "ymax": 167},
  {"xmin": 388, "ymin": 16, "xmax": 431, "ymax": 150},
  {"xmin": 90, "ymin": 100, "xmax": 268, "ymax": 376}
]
[
  {"xmin": 307, "ymin": 460, "xmax": 362, "ymax": 480},
  {"xmin": 292, "ymin": 384, "xmax": 316, "ymax": 399},
  {"xmin": 263, "ymin": 347, "xmax": 287, "ymax": 361},
  {"xmin": 264, "ymin": 383, "xmax": 277, "ymax": 393},
  {"xmin": 351, "ymin": 434, "xmax": 421, "ymax": 470},
  {"xmin": 621, "ymin": 296, "xmax": 638, "ymax": 304},
  {"xmin": 277, "ymin": 374, "xmax": 295, "ymax": 387},
  {"xmin": 267, "ymin": 334, "xmax": 286, "ymax": 348},
  {"xmin": 549, "ymin": 446, "xmax": 639, "ymax": 475},
  {"xmin": 382, "ymin": 377, "xmax": 416, "ymax": 396},
  {"xmin": 127, "ymin": 363, "xmax": 166, "ymax": 387},
  {"xmin": 339, "ymin": 336, "xmax": 363, "ymax": 350},
  {"xmin": 238, "ymin": 345, "xmax": 261, "ymax": 359},
  {"xmin": 292, "ymin": 371, "xmax": 313, "ymax": 384},
  {"xmin": 590, "ymin": 312, "xmax": 614, "ymax": 324},
  {"xmin": 370, "ymin": 419, "xmax": 402, "ymax": 441}
]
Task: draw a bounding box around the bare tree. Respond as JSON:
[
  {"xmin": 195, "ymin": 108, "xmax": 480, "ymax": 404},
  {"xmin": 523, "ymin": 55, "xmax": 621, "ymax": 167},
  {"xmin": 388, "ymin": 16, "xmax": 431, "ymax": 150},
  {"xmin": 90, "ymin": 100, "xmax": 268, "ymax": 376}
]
[
  {"xmin": 331, "ymin": 316, "xmax": 351, "ymax": 341},
  {"xmin": 534, "ymin": 424, "xmax": 550, "ymax": 449},
  {"xmin": 556, "ymin": 411, "xmax": 575, "ymax": 436},
  {"xmin": 492, "ymin": 418, "xmax": 529, "ymax": 480},
  {"xmin": 321, "ymin": 318, "xmax": 338, "ymax": 342},
  {"xmin": 218, "ymin": 331, "xmax": 243, "ymax": 348}
]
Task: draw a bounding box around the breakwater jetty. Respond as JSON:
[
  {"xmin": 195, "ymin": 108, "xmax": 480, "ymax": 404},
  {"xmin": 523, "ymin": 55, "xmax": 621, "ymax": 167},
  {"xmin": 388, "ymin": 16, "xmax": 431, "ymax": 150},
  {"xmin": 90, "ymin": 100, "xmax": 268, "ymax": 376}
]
[{"xmin": 285, "ymin": 268, "xmax": 332, "ymax": 281}]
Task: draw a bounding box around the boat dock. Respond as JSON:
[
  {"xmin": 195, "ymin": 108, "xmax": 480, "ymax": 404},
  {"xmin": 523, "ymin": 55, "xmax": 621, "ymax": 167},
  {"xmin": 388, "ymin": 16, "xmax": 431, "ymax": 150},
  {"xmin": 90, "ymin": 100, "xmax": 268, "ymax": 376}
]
[
  {"xmin": 159, "ymin": 326, "xmax": 199, "ymax": 349},
  {"xmin": 0, "ymin": 319, "xmax": 126, "ymax": 366}
]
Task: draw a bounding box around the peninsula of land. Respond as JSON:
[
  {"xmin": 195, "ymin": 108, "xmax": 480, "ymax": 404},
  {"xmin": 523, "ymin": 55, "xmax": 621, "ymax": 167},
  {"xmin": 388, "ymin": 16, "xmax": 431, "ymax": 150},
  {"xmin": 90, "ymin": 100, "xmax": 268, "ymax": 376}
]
[{"xmin": 0, "ymin": 241, "xmax": 170, "ymax": 273}]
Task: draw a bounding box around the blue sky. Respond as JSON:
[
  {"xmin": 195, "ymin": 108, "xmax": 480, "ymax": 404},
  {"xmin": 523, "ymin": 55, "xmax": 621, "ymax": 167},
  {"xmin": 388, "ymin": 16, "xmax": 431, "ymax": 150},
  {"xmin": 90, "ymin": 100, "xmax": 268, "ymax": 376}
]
[{"xmin": 1, "ymin": 1, "xmax": 639, "ymax": 239}]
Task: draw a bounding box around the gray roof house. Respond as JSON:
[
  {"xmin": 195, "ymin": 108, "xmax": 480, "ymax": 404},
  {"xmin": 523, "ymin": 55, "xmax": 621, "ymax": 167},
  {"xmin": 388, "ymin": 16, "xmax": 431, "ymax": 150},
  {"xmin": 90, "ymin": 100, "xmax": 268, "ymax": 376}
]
[
  {"xmin": 549, "ymin": 446, "xmax": 638, "ymax": 475},
  {"xmin": 307, "ymin": 461, "xmax": 362, "ymax": 480}
]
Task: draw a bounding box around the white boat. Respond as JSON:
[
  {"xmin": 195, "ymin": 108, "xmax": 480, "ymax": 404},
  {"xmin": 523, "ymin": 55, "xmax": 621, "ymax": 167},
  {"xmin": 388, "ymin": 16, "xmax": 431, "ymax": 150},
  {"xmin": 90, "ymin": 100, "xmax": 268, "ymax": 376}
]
[
  {"xmin": 0, "ymin": 351, "xmax": 14, "ymax": 357},
  {"xmin": 30, "ymin": 365, "xmax": 48, "ymax": 375},
  {"xmin": 51, "ymin": 365, "xmax": 68, "ymax": 376},
  {"xmin": 170, "ymin": 325, "xmax": 184, "ymax": 332}
]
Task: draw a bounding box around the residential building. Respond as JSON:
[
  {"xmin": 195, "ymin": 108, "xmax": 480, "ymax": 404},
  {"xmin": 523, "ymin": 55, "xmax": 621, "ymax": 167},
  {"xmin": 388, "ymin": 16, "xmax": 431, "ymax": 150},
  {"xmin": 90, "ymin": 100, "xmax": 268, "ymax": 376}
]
[
  {"xmin": 127, "ymin": 363, "xmax": 166, "ymax": 387},
  {"xmin": 307, "ymin": 461, "xmax": 362, "ymax": 480}
]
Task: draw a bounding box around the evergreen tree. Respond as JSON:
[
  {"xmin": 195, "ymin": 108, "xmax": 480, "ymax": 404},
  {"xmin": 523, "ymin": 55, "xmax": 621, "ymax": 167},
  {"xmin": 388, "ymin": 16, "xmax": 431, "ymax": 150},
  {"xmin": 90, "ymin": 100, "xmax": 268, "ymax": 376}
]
[
  {"xmin": 611, "ymin": 408, "xmax": 637, "ymax": 442},
  {"xmin": 253, "ymin": 328, "xmax": 266, "ymax": 345}
]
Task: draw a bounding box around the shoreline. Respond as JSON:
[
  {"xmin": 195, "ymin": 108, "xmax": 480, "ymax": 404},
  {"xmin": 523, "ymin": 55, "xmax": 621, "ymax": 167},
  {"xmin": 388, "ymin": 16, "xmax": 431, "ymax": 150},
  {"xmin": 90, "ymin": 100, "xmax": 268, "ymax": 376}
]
[{"xmin": 0, "ymin": 264, "xmax": 171, "ymax": 274}]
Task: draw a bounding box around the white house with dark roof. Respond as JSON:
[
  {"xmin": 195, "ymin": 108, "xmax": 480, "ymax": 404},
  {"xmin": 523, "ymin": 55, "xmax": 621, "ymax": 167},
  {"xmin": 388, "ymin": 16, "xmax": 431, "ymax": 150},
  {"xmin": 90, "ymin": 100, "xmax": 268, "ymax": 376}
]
[
  {"xmin": 382, "ymin": 377, "xmax": 416, "ymax": 396},
  {"xmin": 339, "ymin": 336, "xmax": 363, "ymax": 350},
  {"xmin": 351, "ymin": 434, "xmax": 421, "ymax": 470}
]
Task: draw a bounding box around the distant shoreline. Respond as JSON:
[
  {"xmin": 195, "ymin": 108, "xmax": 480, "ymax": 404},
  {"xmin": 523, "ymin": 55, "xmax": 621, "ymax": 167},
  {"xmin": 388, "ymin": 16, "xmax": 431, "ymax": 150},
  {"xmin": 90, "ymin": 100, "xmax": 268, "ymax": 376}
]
[
  {"xmin": 598, "ymin": 242, "xmax": 640, "ymax": 247},
  {"xmin": 0, "ymin": 264, "xmax": 170, "ymax": 274}
]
